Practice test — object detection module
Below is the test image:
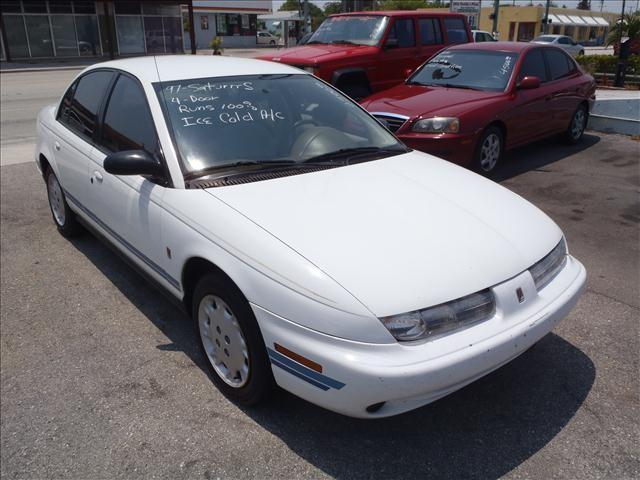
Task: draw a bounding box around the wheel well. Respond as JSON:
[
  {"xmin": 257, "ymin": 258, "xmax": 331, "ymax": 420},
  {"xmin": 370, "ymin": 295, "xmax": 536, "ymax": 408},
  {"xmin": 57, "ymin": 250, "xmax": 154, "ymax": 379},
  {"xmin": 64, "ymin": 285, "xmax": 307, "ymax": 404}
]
[
  {"xmin": 39, "ymin": 154, "xmax": 51, "ymax": 177},
  {"xmin": 333, "ymin": 70, "xmax": 371, "ymax": 93},
  {"xmin": 487, "ymin": 120, "xmax": 507, "ymax": 144},
  {"xmin": 181, "ymin": 257, "xmax": 237, "ymax": 316}
]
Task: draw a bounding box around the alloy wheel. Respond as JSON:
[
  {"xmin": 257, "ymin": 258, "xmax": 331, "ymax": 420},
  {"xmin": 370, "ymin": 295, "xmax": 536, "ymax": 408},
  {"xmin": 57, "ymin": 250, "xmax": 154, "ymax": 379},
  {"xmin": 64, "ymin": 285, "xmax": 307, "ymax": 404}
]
[
  {"xmin": 480, "ymin": 133, "xmax": 501, "ymax": 172},
  {"xmin": 47, "ymin": 173, "xmax": 66, "ymax": 226},
  {"xmin": 571, "ymin": 109, "xmax": 586, "ymax": 140}
]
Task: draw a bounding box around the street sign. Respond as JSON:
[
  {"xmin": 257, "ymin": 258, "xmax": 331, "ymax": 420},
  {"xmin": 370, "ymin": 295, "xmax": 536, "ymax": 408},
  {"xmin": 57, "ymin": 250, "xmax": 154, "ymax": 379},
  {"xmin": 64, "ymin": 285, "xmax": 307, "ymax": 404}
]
[{"xmin": 450, "ymin": 0, "xmax": 481, "ymax": 29}]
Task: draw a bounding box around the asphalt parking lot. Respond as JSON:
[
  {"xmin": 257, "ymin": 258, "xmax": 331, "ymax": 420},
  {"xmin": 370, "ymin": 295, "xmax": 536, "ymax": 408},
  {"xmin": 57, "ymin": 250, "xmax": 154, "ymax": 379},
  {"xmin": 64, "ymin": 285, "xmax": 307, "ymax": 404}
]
[{"xmin": 1, "ymin": 69, "xmax": 639, "ymax": 479}]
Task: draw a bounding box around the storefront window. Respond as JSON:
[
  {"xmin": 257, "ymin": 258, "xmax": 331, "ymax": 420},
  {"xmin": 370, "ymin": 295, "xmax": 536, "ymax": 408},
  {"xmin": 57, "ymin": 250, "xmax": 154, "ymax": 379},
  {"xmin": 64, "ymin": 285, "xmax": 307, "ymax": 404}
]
[
  {"xmin": 116, "ymin": 15, "xmax": 145, "ymax": 54},
  {"xmin": 24, "ymin": 15, "xmax": 53, "ymax": 57},
  {"xmin": 74, "ymin": 1, "xmax": 96, "ymax": 14},
  {"xmin": 76, "ymin": 14, "xmax": 101, "ymax": 55},
  {"xmin": 51, "ymin": 15, "xmax": 78, "ymax": 56},
  {"xmin": 3, "ymin": 15, "xmax": 30, "ymax": 58},
  {"xmin": 144, "ymin": 16, "xmax": 164, "ymax": 53},
  {"xmin": 163, "ymin": 16, "xmax": 182, "ymax": 53},
  {"xmin": 49, "ymin": 1, "xmax": 73, "ymax": 14}
]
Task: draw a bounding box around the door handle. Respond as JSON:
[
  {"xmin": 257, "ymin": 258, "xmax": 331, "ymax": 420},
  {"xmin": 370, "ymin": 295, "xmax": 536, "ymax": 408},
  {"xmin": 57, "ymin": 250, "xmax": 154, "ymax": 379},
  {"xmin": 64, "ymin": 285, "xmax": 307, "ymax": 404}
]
[
  {"xmin": 54, "ymin": 141, "xmax": 60, "ymax": 151},
  {"xmin": 91, "ymin": 171, "xmax": 103, "ymax": 184}
]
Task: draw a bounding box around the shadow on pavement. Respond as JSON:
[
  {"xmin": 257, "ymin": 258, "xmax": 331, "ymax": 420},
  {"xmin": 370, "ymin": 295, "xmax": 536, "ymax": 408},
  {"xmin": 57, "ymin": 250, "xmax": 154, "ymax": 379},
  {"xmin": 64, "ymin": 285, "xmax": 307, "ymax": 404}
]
[
  {"xmin": 493, "ymin": 133, "xmax": 601, "ymax": 182},
  {"xmin": 69, "ymin": 222, "xmax": 595, "ymax": 480}
]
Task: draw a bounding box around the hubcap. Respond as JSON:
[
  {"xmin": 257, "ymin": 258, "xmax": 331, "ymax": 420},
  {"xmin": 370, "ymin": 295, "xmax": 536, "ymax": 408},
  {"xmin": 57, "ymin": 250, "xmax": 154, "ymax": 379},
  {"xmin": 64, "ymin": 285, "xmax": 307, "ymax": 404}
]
[
  {"xmin": 480, "ymin": 133, "xmax": 501, "ymax": 172},
  {"xmin": 571, "ymin": 109, "xmax": 586, "ymax": 139},
  {"xmin": 47, "ymin": 173, "xmax": 66, "ymax": 226},
  {"xmin": 198, "ymin": 295, "xmax": 249, "ymax": 388}
]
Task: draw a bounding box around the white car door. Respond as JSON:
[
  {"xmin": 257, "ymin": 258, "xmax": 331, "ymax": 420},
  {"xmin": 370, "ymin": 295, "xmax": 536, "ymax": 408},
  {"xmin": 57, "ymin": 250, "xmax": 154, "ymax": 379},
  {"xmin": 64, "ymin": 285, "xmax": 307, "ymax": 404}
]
[
  {"xmin": 52, "ymin": 70, "xmax": 116, "ymax": 208},
  {"xmin": 83, "ymin": 72, "xmax": 178, "ymax": 292}
]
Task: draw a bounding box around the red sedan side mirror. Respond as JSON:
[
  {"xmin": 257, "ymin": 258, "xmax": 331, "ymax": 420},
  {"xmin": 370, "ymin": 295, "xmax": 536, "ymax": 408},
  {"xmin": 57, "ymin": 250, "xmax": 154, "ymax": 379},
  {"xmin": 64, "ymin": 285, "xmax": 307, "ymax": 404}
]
[
  {"xmin": 404, "ymin": 68, "xmax": 413, "ymax": 78},
  {"xmin": 518, "ymin": 76, "xmax": 541, "ymax": 90}
]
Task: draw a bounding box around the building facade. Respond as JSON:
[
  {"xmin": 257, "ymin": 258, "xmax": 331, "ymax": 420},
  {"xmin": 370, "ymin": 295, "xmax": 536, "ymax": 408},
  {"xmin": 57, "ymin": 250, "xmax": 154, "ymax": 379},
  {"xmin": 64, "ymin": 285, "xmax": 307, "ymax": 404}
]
[
  {"xmin": 0, "ymin": 1, "xmax": 187, "ymax": 61},
  {"xmin": 184, "ymin": 0, "xmax": 272, "ymax": 50},
  {"xmin": 478, "ymin": 5, "xmax": 618, "ymax": 45}
]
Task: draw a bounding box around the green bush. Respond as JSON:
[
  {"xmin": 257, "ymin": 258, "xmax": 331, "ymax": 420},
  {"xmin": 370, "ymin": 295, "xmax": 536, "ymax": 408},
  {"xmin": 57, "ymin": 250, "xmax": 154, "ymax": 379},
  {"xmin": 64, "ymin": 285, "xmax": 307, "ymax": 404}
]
[{"xmin": 576, "ymin": 54, "xmax": 640, "ymax": 76}]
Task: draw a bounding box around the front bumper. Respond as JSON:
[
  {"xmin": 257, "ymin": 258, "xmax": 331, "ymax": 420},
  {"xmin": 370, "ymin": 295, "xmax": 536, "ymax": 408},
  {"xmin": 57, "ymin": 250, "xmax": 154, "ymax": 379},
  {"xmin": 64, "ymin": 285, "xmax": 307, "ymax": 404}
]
[
  {"xmin": 399, "ymin": 131, "xmax": 479, "ymax": 168},
  {"xmin": 252, "ymin": 255, "xmax": 586, "ymax": 418}
]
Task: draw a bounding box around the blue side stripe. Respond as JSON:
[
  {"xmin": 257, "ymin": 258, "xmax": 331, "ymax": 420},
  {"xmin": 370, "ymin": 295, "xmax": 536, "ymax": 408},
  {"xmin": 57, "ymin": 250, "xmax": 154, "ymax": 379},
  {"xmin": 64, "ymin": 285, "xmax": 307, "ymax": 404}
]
[
  {"xmin": 267, "ymin": 348, "xmax": 345, "ymax": 390},
  {"xmin": 64, "ymin": 190, "xmax": 180, "ymax": 290},
  {"xmin": 270, "ymin": 358, "xmax": 330, "ymax": 391}
]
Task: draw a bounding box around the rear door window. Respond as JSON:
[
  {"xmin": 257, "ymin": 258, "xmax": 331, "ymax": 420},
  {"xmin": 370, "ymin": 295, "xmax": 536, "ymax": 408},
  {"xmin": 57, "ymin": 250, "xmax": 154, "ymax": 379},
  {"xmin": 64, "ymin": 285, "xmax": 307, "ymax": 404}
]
[
  {"xmin": 444, "ymin": 18, "xmax": 467, "ymax": 44},
  {"xmin": 418, "ymin": 18, "xmax": 442, "ymax": 45},
  {"xmin": 545, "ymin": 49, "xmax": 573, "ymax": 80},
  {"xmin": 63, "ymin": 70, "xmax": 114, "ymax": 142},
  {"xmin": 388, "ymin": 18, "xmax": 415, "ymax": 48}
]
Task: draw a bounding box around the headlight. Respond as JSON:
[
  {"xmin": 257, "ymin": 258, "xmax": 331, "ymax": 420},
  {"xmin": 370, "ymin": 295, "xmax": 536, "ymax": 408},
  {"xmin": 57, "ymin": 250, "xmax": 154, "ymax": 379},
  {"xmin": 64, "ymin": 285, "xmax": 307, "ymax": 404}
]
[
  {"xmin": 529, "ymin": 239, "xmax": 568, "ymax": 291},
  {"xmin": 380, "ymin": 289, "xmax": 495, "ymax": 342},
  {"xmin": 412, "ymin": 117, "xmax": 460, "ymax": 133}
]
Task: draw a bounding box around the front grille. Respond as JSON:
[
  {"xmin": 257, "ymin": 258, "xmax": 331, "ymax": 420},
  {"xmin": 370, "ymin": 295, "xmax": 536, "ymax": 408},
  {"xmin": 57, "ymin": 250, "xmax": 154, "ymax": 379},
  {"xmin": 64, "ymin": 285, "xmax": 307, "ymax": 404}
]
[{"xmin": 372, "ymin": 113, "xmax": 409, "ymax": 133}]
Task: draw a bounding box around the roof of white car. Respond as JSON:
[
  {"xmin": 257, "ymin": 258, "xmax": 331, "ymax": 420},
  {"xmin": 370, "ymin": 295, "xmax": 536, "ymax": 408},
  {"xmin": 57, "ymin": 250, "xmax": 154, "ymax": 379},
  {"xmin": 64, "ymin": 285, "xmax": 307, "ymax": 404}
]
[{"xmin": 83, "ymin": 55, "xmax": 303, "ymax": 83}]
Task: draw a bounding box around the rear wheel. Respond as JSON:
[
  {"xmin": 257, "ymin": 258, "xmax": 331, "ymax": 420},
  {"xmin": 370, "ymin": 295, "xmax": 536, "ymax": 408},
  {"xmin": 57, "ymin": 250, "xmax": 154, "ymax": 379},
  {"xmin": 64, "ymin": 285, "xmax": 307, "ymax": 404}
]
[
  {"xmin": 45, "ymin": 168, "xmax": 82, "ymax": 237},
  {"xmin": 565, "ymin": 104, "xmax": 587, "ymax": 144},
  {"xmin": 472, "ymin": 126, "xmax": 503, "ymax": 176},
  {"xmin": 193, "ymin": 273, "xmax": 274, "ymax": 405}
]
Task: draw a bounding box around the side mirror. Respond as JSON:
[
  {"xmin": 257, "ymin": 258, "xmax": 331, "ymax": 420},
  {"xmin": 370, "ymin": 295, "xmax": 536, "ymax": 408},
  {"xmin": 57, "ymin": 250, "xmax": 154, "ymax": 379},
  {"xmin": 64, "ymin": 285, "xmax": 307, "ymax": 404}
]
[
  {"xmin": 518, "ymin": 76, "xmax": 541, "ymax": 90},
  {"xmin": 385, "ymin": 38, "xmax": 399, "ymax": 49},
  {"xmin": 104, "ymin": 150, "xmax": 164, "ymax": 178},
  {"xmin": 404, "ymin": 67, "xmax": 413, "ymax": 78}
]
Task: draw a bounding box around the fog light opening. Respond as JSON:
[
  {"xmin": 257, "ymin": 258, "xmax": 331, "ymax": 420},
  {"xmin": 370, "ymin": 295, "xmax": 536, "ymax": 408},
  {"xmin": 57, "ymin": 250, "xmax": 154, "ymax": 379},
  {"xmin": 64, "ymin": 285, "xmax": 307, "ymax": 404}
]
[{"xmin": 366, "ymin": 402, "xmax": 386, "ymax": 413}]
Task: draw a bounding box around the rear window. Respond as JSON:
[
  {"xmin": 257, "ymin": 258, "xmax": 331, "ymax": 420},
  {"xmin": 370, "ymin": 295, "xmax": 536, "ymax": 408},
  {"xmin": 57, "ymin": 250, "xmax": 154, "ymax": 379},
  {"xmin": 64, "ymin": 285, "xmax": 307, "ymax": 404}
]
[{"xmin": 444, "ymin": 18, "xmax": 467, "ymax": 44}]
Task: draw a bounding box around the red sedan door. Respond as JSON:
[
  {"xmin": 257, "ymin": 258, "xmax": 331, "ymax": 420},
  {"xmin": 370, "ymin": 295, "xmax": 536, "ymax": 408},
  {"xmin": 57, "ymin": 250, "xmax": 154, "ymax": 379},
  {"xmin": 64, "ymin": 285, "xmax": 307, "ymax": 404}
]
[
  {"xmin": 503, "ymin": 48, "xmax": 557, "ymax": 148},
  {"xmin": 543, "ymin": 48, "xmax": 584, "ymax": 132}
]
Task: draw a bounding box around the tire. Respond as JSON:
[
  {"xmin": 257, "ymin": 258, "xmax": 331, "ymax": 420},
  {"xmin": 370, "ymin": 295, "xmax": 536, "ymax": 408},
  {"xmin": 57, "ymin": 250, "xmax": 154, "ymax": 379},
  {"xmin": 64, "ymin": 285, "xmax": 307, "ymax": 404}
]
[
  {"xmin": 472, "ymin": 126, "xmax": 504, "ymax": 176},
  {"xmin": 269, "ymin": 40, "xmax": 275, "ymax": 46},
  {"xmin": 338, "ymin": 81, "xmax": 371, "ymax": 101},
  {"xmin": 578, "ymin": 50, "xmax": 585, "ymax": 56},
  {"xmin": 45, "ymin": 167, "xmax": 82, "ymax": 237},
  {"xmin": 192, "ymin": 273, "xmax": 274, "ymax": 405},
  {"xmin": 565, "ymin": 104, "xmax": 588, "ymax": 145}
]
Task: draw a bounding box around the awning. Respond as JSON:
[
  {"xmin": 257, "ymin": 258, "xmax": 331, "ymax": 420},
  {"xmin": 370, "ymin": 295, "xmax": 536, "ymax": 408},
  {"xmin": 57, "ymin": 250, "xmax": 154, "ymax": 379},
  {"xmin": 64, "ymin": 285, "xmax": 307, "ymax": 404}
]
[
  {"xmin": 548, "ymin": 14, "xmax": 610, "ymax": 27},
  {"xmin": 582, "ymin": 16, "xmax": 599, "ymax": 26},
  {"xmin": 568, "ymin": 15, "xmax": 587, "ymax": 25},
  {"xmin": 556, "ymin": 14, "xmax": 573, "ymax": 25},
  {"xmin": 594, "ymin": 17, "xmax": 610, "ymax": 26},
  {"xmin": 258, "ymin": 11, "xmax": 302, "ymax": 21}
]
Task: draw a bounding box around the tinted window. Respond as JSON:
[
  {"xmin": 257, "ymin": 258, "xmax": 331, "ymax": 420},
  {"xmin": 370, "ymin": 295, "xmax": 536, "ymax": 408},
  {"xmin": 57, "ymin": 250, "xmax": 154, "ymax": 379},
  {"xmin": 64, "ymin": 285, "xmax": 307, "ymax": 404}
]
[
  {"xmin": 388, "ymin": 18, "xmax": 415, "ymax": 48},
  {"xmin": 558, "ymin": 37, "xmax": 571, "ymax": 44},
  {"xmin": 101, "ymin": 75, "xmax": 158, "ymax": 154},
  {"xmin": 545, "ymin": 49, "xmax": 573, "ymax": 80},
  {"xmin": 444, "ymin": 18, "xmax": 467, "ymax": 44},
  {"xmin": 519, "ymin": 49, "xmax": 548, "ymax": 82},
  {"xmin": 419, "ymin": 18, "xmax": 442, "ymax": 45},
  {"xmin": 58, "ymin": 81, "xmax": 78, "ymax": 123},
  {"xmin": 65, "ymin": 71, "xmax": 114, "ymax": 141}
]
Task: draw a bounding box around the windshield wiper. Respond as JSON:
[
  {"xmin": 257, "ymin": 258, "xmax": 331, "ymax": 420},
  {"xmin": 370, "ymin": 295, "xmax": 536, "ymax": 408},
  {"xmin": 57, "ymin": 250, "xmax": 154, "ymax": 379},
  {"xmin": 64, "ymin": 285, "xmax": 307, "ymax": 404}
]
[
  {"xmin": 439, "ymin": 83, "xmax": 482, "ymax": 91},
  {"xmin": 185, "ymin": 160, "xmax": 298, "ymax": 180},
  {"xmin": 329, "ymin": 40, "xmax": 360, "ymax": 45},
  {"xmin": 305, "ymin": 40, "xmax": 326, "ymax": 45},
  {"xmin": 301, "ymin": 146, "xmax": 408, "ymax": 165}
]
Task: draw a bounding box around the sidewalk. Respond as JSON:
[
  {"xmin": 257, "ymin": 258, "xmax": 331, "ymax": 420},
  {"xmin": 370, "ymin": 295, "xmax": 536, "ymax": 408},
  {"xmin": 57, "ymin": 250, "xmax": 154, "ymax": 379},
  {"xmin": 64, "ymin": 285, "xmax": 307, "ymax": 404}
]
[{"xmin": 0, "ymin": 48, "xmax": 281, "ymax": 73}]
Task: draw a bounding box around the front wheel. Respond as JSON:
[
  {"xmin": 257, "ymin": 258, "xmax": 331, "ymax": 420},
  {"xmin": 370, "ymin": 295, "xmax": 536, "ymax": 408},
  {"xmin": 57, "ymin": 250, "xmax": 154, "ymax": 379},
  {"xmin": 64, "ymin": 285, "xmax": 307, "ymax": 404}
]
[
  {"xmin": 193, "ymin": 273, "xmax": 274, "ymax": 405},
  {"xmin": 45, "ymin": 168, "xmax": 82, "ymax": 237},
  {"xmin": 565, "ymin": 104, "xmax": 588, "ymax": 144},
  {"xmin": 472, "ymin": 126, "xmax": 504, "ymax": 176}
]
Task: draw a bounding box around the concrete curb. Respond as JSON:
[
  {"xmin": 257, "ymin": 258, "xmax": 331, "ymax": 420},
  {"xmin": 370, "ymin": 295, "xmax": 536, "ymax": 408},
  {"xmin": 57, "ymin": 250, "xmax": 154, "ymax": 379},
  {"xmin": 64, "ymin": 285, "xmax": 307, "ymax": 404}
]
[{"xmin": 1, "ymin": 65, "xmax": 87, "ymax": 74}]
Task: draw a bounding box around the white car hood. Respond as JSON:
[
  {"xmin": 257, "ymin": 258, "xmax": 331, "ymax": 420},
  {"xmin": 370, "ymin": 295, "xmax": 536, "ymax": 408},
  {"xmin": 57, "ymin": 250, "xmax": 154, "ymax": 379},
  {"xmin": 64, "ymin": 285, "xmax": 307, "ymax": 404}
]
[{"xmin": 207, "ymin": 151, "xmax": 562, "ymax": 317}]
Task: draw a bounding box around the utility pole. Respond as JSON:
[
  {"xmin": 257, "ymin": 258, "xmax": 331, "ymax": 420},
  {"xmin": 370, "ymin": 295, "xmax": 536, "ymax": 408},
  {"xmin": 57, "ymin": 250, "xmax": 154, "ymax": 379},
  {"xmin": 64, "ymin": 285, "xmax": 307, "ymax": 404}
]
[
  {"xmin": 303, "ymin": 0, "xmax": 310, "ymax": 34},
  {"xmin": 492, "ymin": 0, "xmax": 500, "ymax": 38},
  {"xmin": 543, "ymin": 0, "xmax": 551, "ymax": 34},
  {"xmin": 614, "ymin": 0, "xmax": 627, "ymax": 87}
]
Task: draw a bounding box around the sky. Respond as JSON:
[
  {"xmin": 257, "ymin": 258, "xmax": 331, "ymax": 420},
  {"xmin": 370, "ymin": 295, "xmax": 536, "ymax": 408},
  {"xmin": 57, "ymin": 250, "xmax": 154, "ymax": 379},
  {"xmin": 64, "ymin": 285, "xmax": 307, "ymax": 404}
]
[{"xmin": 271, "ymin": 0, "xmax": 639, "ymax": 15}]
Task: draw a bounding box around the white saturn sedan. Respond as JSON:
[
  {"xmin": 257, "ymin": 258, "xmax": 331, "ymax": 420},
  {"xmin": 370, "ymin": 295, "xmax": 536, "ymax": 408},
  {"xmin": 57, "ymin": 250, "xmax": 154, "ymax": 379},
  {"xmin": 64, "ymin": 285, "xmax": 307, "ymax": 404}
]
[
  {"xmin": 531, "ymin": 34, "xmax": 585, "ymax": 57},
  {"xmin": 36, "ymin": 56, "xmax": 586, "ymax": 418}
]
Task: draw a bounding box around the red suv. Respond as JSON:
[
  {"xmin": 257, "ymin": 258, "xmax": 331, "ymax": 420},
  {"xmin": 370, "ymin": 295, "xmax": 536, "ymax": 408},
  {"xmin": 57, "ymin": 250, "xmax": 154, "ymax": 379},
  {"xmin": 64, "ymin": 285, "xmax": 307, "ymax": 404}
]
[{"xmin": 258, "ymin": 11, "xmax": 472, "ymax": 99}]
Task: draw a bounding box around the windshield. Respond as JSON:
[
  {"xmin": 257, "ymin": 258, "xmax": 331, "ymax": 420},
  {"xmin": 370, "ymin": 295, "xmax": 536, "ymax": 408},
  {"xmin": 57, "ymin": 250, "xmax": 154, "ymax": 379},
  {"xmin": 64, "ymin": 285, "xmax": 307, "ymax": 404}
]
[
  {"xmin": 408, "ymin": 50, "xmax": 518, "ymax": 92},
  {"xmin": 533, "ymin": 36, "xmax": 555, "ymax": 42},
  {"xmin": 155, "ymin": 74, "xmax": 405, "ymax": 175},
  {"xmin": 308, "ymin": 15, "xmax": 388, "ymax": 46}
]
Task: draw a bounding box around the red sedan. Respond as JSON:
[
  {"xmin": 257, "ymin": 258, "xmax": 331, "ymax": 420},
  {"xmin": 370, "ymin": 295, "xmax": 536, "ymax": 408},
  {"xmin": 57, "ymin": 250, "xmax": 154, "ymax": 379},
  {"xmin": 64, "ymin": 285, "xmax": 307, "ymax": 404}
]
[{"xmin": 360, "ymin": 42, "xmax": 596, "ymax": 174}]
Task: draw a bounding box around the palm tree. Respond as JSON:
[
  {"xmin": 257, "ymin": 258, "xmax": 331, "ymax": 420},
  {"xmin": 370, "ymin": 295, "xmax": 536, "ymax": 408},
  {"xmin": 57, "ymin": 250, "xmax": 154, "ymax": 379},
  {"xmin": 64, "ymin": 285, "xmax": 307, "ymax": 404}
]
[{"xmin": 606, "ymin": 11, "xmax": 640, "ymax": 46}]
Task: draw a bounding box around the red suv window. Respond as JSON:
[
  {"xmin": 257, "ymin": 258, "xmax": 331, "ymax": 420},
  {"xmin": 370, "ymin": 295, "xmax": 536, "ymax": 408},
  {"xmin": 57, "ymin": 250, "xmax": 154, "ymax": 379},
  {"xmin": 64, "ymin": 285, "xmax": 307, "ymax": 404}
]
[{"xmin": 444, "ymin": 17, "xmax": 467, "ymax": 44}]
